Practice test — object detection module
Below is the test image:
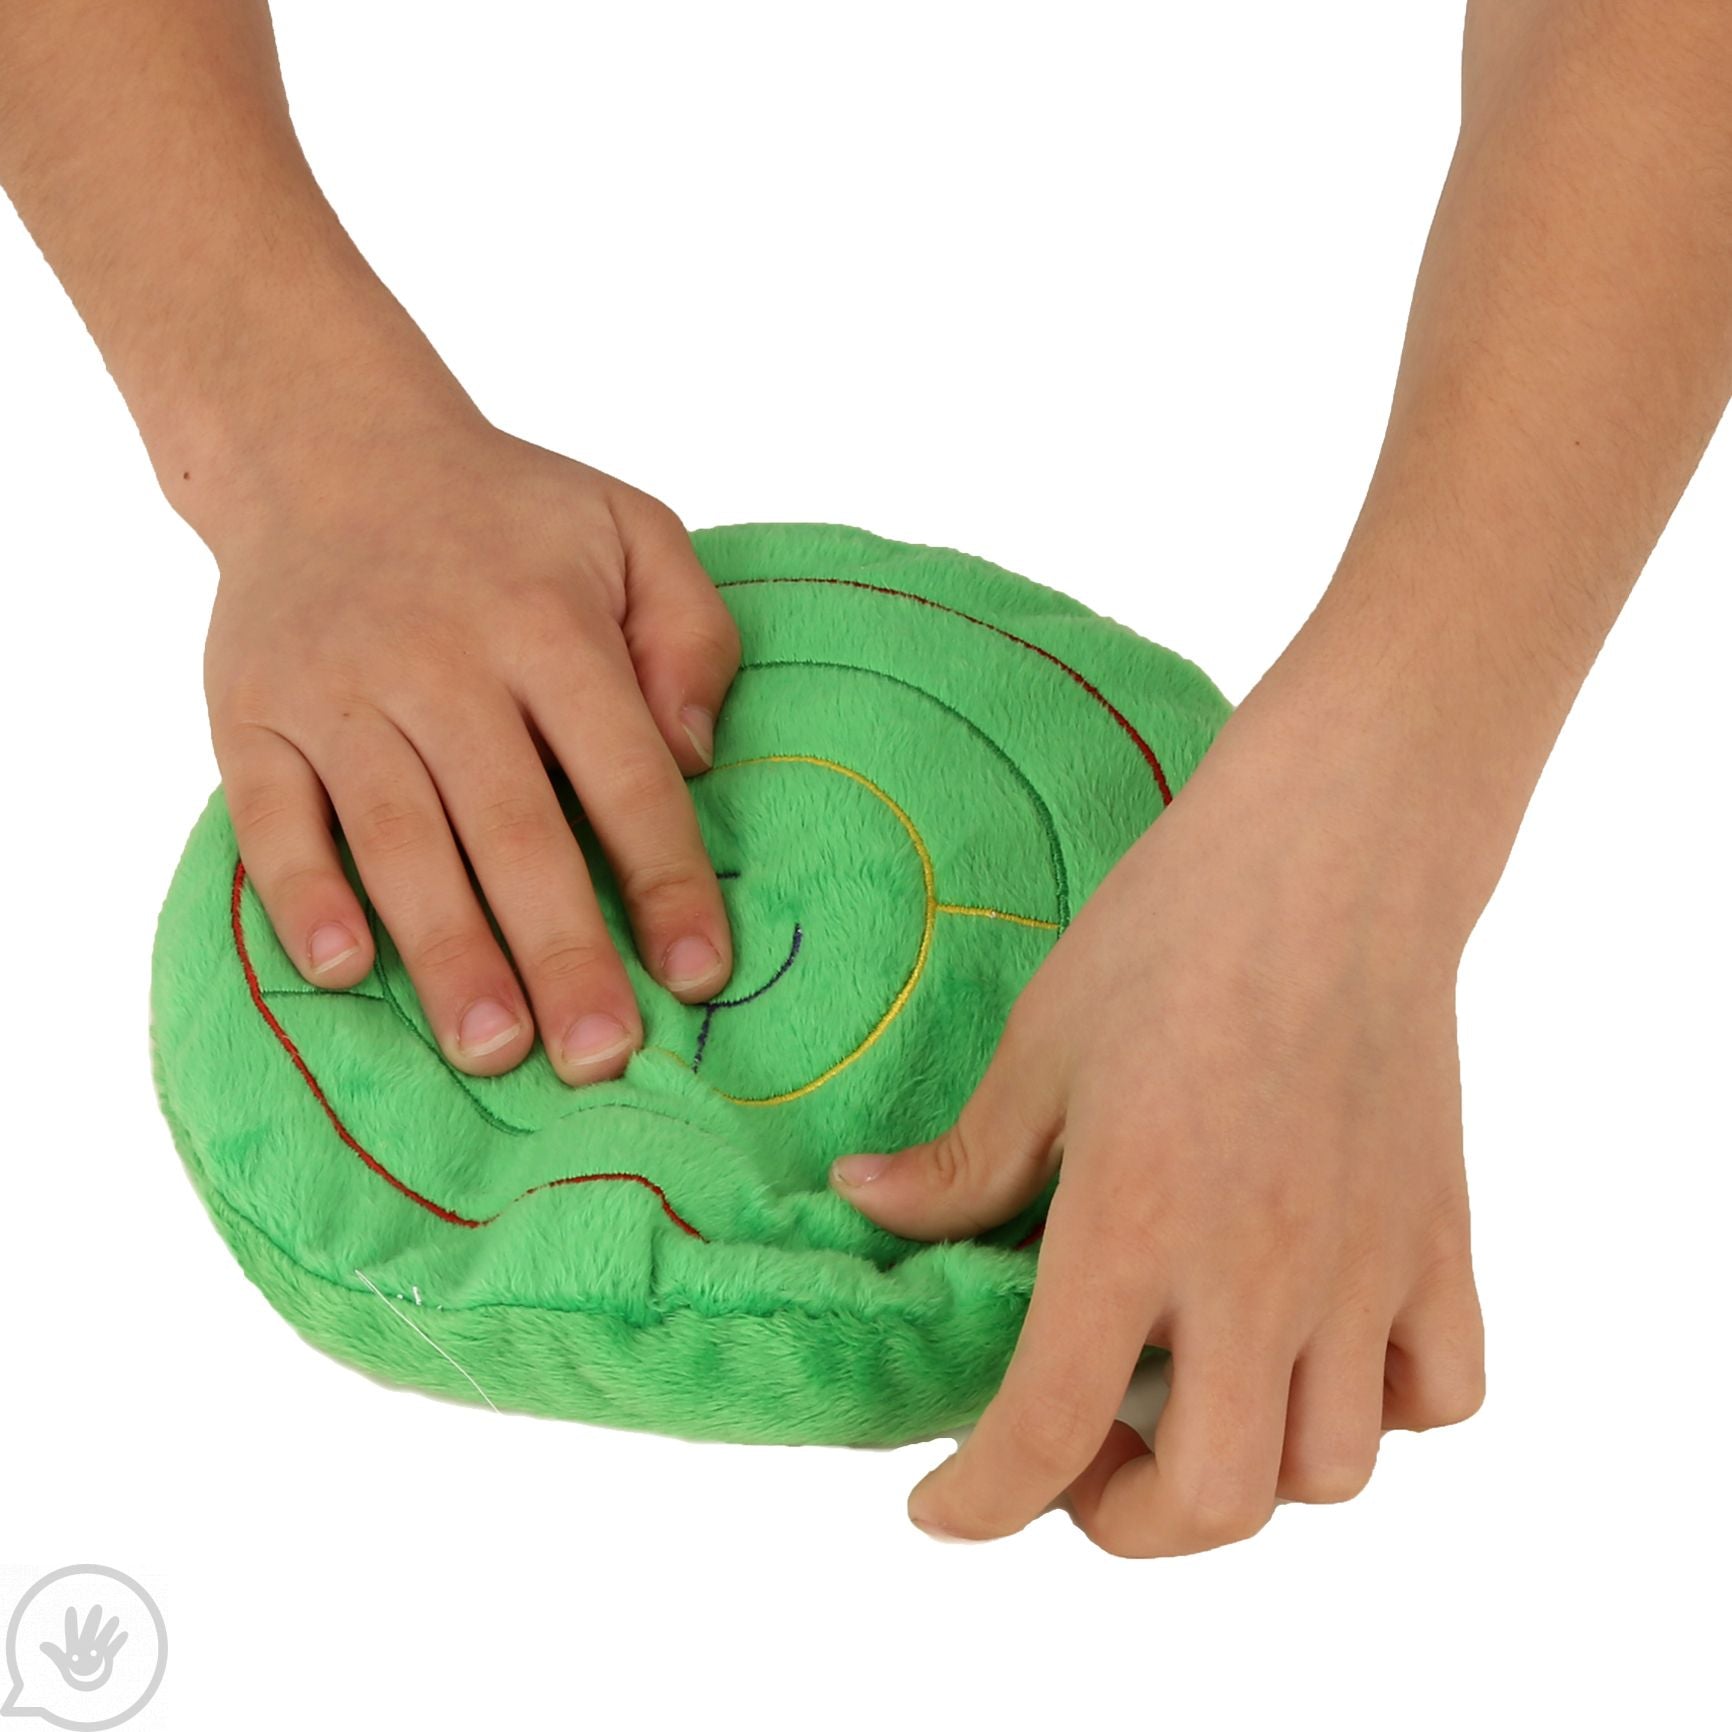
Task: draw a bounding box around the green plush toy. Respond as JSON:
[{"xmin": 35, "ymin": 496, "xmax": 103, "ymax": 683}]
[{"xmin": 150, "ymin": 522, "xmax": 1232, "ymax": 1446}]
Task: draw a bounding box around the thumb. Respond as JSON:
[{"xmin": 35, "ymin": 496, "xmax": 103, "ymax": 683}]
[
  {"xmin": 830, "ymin": 1003, "xmax": 1067, "ymax": 1240},
  {"xmin": 615, "ymin": 490, "xmax": 742, "ymax": 777}
]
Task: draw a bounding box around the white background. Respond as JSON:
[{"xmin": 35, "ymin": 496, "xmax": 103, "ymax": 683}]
[{"xmin": 1, "ymin": 3, "xmax": 1726, "ymax": 1727}]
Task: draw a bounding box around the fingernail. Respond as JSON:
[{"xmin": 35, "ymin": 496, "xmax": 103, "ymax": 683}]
[
  {"xmin": 910, "ymin": 1516, "xmax": 985, "ymax": 1546},
  {"xmin": 308, "ymin": 922, "xmax": 360, "ymax": 977},
  {"xmin": 662, "ymin": 934, "xmax": 722, "ymax": 992},
  {"xmin": 831, "ymin": 1153, "xmax": 892, "ymax": 1188},
  {"xmin": 680, "ymin": 704, "xmax": 714, "ymax": 769},
  {"xmin": 456, "ymin": 998, "xmax": 523, "ymax": 1058},
  {"xmin": 562, "ymin": 1011, "xmax": 636, "ymax": 1068}
]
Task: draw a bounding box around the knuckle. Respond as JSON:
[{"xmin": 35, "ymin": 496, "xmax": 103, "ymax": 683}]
[
  {"xmin": 473, "ymin": 794, "xmax": 558, "ymax": 864},
  {"xmin": 206, "ymin": 663, "xmax": 275, "ymax": 721},
  {"xmin": 504, "ymin": 598, "xmax": 597, "ymax": 680},
  {"xmin": 605, "ymin": 748, "xmax": 683, "ymax": 821},
  {"xmin": 683, "ymin": 608, "xmax": 742, "ymax": 673},
  {"xmin": 1415, "ymin": 1365, "xmax": 1487, "ymax": 1430},
  {"xmin": 923, "ymin": 1124, "xmax": 978, "ymax": 1195},
  {"xmin": 354, "ymin": 797, "xmax": 434, "ymax": 859},
  {"xmin": 1002, "ymin": 1399, "xmax": 1098, "ymax": 1483},
  {"xmin": 1281, "ymin": 1455, "xmax": 1376, "ymax": 1505},
  {"xmin": 1088, "ymin": 1189, "xmax": 1163, "ymax": 1264},
  {"xmin": 624, "ymin": 486, "xmax": 685, "ymax": 538},
  {"xmin": 617, "ymin": 855, "xmax": 707, "ymax": 923},
  {"xmin": 406, "ymin": 924, "xmax": 485, "ymax": 976},
  {"xmin": 391, "ymin": 612, "xmax": 469, "ymax": 677},
  {"xmin": 1095, "ymin": 1528, "xmax": 1162, "ymax": 1562},
  {"xmin": 512, "ymin": 577, "xmax": 585, "ymax": 642},
  {"xmin": 262, "ymin": 859, "xmax": 342, "ymax": 909},
  {"xmin": 1400, "ymin": 1285, "xmax": 1486, "ymax": 1431},
  {"xmin": 1181, "ymin": 1484, "xmax": 1275, "ymax": 1551},
  {"xmin": 525, "ymin": 931, "xmax": 614, "ymax": 986},
  {"xmin": 229, "ymin": 783, "xmax": 301, "ymax": 847}
]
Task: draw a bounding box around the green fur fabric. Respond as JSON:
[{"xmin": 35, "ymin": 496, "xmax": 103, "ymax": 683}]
[{"xmin": 150, "ymin": 523, "xmax": 1231, "ymax": 1446}]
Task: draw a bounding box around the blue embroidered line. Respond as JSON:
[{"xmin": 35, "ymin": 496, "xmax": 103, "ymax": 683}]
[{"xmin": 691, "ymin": 921, "xmax": 804, "ymax": 1073}]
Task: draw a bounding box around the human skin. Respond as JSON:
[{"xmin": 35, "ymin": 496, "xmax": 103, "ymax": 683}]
[
  {"xmin": 0, "ymin": 0, "xmax": 742, "ymax": 1087},
  {"xmin": 831, "ymin": 0, "xmax": 1732, "ymax": 1553},
  {"xmin": 4, "ymin": 0, "xmax": 1729, "ymax": 1559}
]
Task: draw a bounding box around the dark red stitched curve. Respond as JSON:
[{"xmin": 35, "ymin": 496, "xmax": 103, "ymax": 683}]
[
  {"xmin": 716, "ymin": 575, "xmax": 1175, "ymax": 805},
  {"xmin": 230, "ymin": 861, "xmax": 704, "ymax": 1238}
]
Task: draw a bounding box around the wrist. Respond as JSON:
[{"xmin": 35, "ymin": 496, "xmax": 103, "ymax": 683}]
[
  {"xmin": 121, "ymin": 220, "xmax": 483, "ymax": 554},
  {"xmin": 1203, "ymin": 565, "xmax": 1572, "ymax": 954}
]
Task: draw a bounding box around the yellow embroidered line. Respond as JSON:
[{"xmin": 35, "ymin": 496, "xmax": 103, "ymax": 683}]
[
  {"xmin": 648, "ymin": 754, "xmax": 1058, "ymax": 1107},
  {"xmin": 935, "ymin": 902, "xmax": 1060, "ymax": 932},
  {"xmin": 702, "ymin": 754, "xmax": 935, "ymax": 1107}
]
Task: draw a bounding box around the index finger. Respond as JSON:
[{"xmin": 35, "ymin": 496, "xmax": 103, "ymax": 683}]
[
  {"xmin": 905, "ymin": 1174, "xmax": 1160, "ymax": 1543},
  {"xmin": 521, "ymin": 617, "xmax": 733, "ymax": 1002}
]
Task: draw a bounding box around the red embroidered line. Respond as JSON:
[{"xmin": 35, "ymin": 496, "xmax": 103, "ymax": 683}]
[
  {"xmin": 229, "ymin": 861, "xmax": 704, "ymax": 1239},
  {"xmin": 716, "ymin": 575, "xmax": 1175, "ymax": 805}
]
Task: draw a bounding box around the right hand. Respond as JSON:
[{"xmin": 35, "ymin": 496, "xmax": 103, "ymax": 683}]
[{"xmin": 201, "ymin": 411, "xmax": 739, "ymax": 1086}]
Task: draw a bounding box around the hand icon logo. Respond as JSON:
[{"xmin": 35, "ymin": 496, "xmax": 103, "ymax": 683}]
[
  {"xmin": 5, "ymin": 1565, "xmax": 165, "ymax": 1729},
  {"xmin": 39, "ymin": 1607, "xmax": 127, "ymax": 1694}
]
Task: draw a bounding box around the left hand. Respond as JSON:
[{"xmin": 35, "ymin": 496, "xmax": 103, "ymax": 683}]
[{"xmin": 830, "ymin": 654, "xmax": 1489, "ymax": 1556}]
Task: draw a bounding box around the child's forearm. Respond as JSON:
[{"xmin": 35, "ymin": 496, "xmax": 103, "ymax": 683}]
[
  {"xmin": 841, "ymin": 4, "xmax": 1732, "ymax": 1557},
  {"xmin": 0, "ymin": 0, "xmax": 467, "ymax": 543},
  {"xmin": 1261, "ymin": 0, "xmax": 1732, "ymax": 937}
]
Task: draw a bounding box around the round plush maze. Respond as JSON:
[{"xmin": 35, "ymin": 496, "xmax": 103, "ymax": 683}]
[{"xmin": 150, "ymin": 523, "xmax": 1232, "ymax": 1445}]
